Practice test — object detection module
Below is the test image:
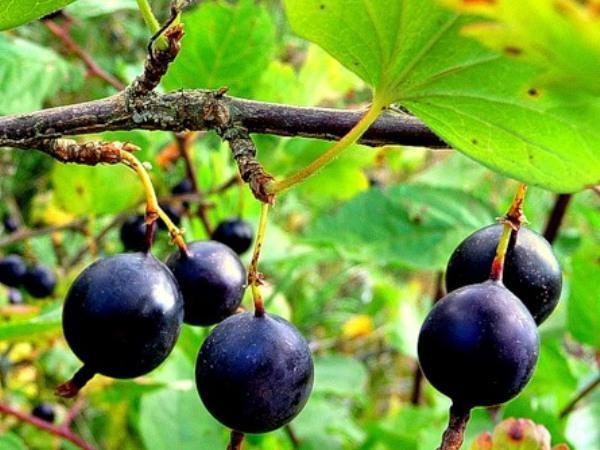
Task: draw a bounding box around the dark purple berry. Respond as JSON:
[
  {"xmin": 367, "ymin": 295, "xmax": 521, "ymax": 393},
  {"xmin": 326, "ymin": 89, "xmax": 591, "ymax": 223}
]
[
  {"xmin": 172, "ymin": 178, "xmax": 194, "ymax": 195},
  {"xmin": 62, "ymin": 253, "xmax": 183, "ymax": 378},
  {"xmin": 120, "ymin": 215, "xmax": 150, "ymax": 252},
  {"xmin": 32, "ymin": 403, "xmax": 55, "ymax": 423},
  {"xmin": 196, "ymin": 312, "xmax": 314, "ymax": 433},
  {"xmin": 3, "ymin": 214, "xmax": 18, "ymax": 233},
  {"xmin": 22, "ymin": 265, "xmax": 56, "ymax": 298},
  {"xmin": 418, "ymin": 280, "xmax": 539, "ymax": 408},
  {"xmin": 166, "ymin": 241, "xmax": 246, "ymax": 326},
  {"xmin": 445, "ymin": 224, "xmax": 562, "ymax": 324},
  {"xmin": 8, "ymin": 289, "xmax": 23, "ymax": 305},
  {"xmin": 0, "ymin": 255, "xmax": 27, "ymax": 288},
  {"xmin": 211, "ymin": 219, "xmax": 253, "ymax": 255}
]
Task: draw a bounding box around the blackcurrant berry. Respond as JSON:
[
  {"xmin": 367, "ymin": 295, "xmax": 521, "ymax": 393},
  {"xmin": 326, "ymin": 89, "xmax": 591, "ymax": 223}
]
[
  {"xmin": 120, "ymin": 215, "xmax": 150, "ymax": 252},
  {"xmin": 196, "ymin": 312, "xmax": 314, "ymax": 433},
  {"xmin": 211, "ymin": 219, "xmax": 253, "ymax": 255},
  {"xmin": 62, "ymin": 253, "xmax": 183, "ymax": 379},
  {"xmin": 166, "ymin": 241, "xmax": 246, "ymax": 326},
  {"xmin": 172, "ymin": 178, "xmax": 194, "ymax": 195},
  {"xmin": 32, "ymin": 403, "xmax": 55, "ymax": 423},
  {"xmin": 3, "ymin": 214, "xmax": 18, "ymax": 233},
  {"xmin": 445, "ymin": 224, "xmax": 562, "ymax": 324},
  {"xmin": 418, "ymin": 281, "xmax": 539, "ymax": 408},
  {"xmin": 22, "ymin": 265, "xmax": 56, "ymax": 298},
  {"xmin": 8, "ymin": 289, "xmax": 23, "ymax": 305},
  {"xmin": 0, "ymin": 254, "xmax": 27, "ymax": 288}
]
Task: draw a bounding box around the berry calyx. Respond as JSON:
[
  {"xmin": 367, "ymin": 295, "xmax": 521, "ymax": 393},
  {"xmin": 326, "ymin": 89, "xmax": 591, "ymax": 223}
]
[
  {"xmin": 211, "ymin": 218, "xmax": 253, "ymax": 255},
  {"xmin": 445, "ymin": 224, "xmax": 562, "ymax": 324},
  {"xmin": 166, "ymin": 241, "xmax": 246, "ymax": 326},
  {"xmin": 0, "ymin": 254, "xmax": 27, "ymax": 288},
  {"xmin": 61, "ymin": 253, "xmax": 183, "ymax": 384},
  {"xmin": 22, "ymin": 264, "xmax": 56, "ymax": 298},
  {"xmin": 418, "ymin": 280, "xmax": 539, "ymax": 408},
  {"xmin": 196, "ymin": 312, "xmax": 314, "ymax": 433},
  {"xmin": 31, "ymin": 403, "xmax": 56, "ymax": 423}
]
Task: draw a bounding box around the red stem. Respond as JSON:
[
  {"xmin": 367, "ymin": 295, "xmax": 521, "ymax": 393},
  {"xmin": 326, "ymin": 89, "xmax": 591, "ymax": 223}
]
[
  {"xmin": 0, "ymin": 402, "xmax": 95, "ymax": 450},
  {"xmin": 44, "ymin": 18, "xmax": 125, "ymax": 90}
]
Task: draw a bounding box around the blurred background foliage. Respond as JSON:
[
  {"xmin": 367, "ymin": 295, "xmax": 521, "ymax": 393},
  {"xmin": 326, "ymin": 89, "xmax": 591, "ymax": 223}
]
[{"xmin": 0, "ymin": 1, "xmax": 598, "ymax": 449}]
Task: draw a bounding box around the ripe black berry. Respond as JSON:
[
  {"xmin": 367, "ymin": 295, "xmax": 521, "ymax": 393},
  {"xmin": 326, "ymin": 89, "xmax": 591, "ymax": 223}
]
[
  {"xmin": 166, "ymin": 241, "xmax": 246, "ymax": 326},
  {"xmin": 0, "ymin": 254, "xmax": 27, "ymax": 288},
  {"xmin": 196, "ymin": 312, "xmax": 314, "ymax": 433},
  {"xmin": 446, "ymin": 224, "xmax": 562, "ymax": 324},
  {"xmin": 211, "ymin": 219, "xmax": 253, "ymax": 255},
  {"xmin": 32, "ymin": 403, "xmax": 55, "ymax": 423},
  {"xmin": 8, "ymin": 289, "xmax": 23, "ymax": 305},
  {"xmin": 120, "ymin": 215, "xmax": 150, "ymax": 252},
  {"xmin": 418, "ymin": 281, "xmax": 539, "ymax": 408},
  {"xmin": 172, "ymin": 178, "xmax": 194, "ymax": 195},
  {"xmin": 62, "ymin": 253, "xmax": 183, "ymax": 378},
  {"xmin": 3, "ymin": 214, "xmax": 18, "ymax": 233},
  {"xmin": 22, "ymin": 265, "xmax": 56, "ymax": 298}
]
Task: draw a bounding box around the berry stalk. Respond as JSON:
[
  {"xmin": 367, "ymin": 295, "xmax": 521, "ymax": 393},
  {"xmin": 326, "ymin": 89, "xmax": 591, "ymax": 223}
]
[
  {"xmin": 438, "ymin": 403, "xmax": 471, "ymax": 450},
  {"xmin": 227, "ymin": 430, "xmax": 245, "ymax": 450},
  {"xmin": 135, "ymin": 0, "xmax": 168, "ymax": 50},
  {"xmin": 489, "ymin": 183, "xmax": 528, "ymax": 282},
  {"xmin": 266, "ymin": 96, "xmax": 387, "ymax": 195},
  {"xmin": 119, "ymin": 150, "xmax": 188, "ymax": 252},
  {"xmin": 248, "ymin": 203, "xmax": 270, "ymax": 316}
]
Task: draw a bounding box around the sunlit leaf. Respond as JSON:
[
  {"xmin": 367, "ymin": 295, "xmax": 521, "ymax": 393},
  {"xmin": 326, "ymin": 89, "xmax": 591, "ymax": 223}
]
[{"xmin": 0, "ymin": 0, "xmax": 77, "ymax": 30}]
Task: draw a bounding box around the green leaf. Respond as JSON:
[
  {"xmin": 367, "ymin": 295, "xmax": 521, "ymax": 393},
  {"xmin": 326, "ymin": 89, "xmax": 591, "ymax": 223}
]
[
  {"xmin": 65, "ymin": 0, "xmax": 136, "ymax": 18},
  {"xmin": 162, "ymin": 0, "xmax": 276, "ymax": 97},
  {"xmin": 51, "ymin": 163, "xmax": 144, "ymax": 216},
  {"xmin": 0, "ymin": 308, "xmax": 61, "ymax": 342},
  {"xmin": 306, "ymin": 184, "xmax": 495, "ymax": 269},
  {"xmin": 0, "ymin": 0, "xmax": 77, "ymax": 30},
  {"xmin": 442, "ymin": 0, "xmax": 600, "ymax": 94},
  {"xmin": 0, "ymin": 433, "xmax": 27, "ymax": 450},
  {"xmin": 567, "ymin": 242, "xmax": 600, "ymax": 348},
  {"xmin": 283, "ymin": 0, "xmax": 600, "ymax": 192},
  {"xmin": 0, "ymin": 35, "xmax": 83, "ymax": 114},
  {"xmin": 313, "ymin": 355, "xmax": 368, "ymax": 398},
  {"xmin": 138, "ymin": 350, "xmax": 226, "ymax": 450}
]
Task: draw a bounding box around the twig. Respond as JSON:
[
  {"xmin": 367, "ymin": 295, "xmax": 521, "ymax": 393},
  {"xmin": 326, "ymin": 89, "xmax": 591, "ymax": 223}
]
[
  {"xmin": 543, "ymin": 193, "xmax": 572, "ymax": 245},
  {"xmin": 175, "ymin": 132, "xmax": 213, "ymax": 234},
  {"xmin": 63, "ymin": 397, "xmax": 86, "ymax": 427},
  {"xmin": 0, "ymin": 218, "xmax": 87, "ymax": 247},
  {"xmin": 0, "ymin": 402, "xmax": 95, "ymax": 450},
  {"xmin": 284, "ymin": 424, "xmax": 301, "ymax": 449},
  {"xmin": 43, "ymin": 18, "xmax": 125, "ymax": 91},
  {"xmin": 0, "ymin": 91, "xmax": 444, "ymax": 150},
  {"xmin": 559, "ymin": 373, "xmax": 600, "ymax": 418}
]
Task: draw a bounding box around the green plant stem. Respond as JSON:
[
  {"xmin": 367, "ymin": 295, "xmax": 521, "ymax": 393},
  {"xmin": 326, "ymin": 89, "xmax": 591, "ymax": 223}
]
[
  {"xmin": 249, "ymin": 203, "xmax": 270, "ymax": 317},
  {"xmin": 136, "ymin": 0, "xmax": 168, "ymax": 50},
  {"xmin": 266, "ymin": 97, "xmax": 387, "ymax": 195}
]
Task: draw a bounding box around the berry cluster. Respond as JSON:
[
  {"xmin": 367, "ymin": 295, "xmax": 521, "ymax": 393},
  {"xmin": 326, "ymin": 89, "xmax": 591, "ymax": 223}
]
[
  {"xmin": 60, "ymin": 205, "xmax": 313, "ymax": 436},
  {"xmin": 0, "ymin": 254, "xmax": 56, "ymax": 302},
  {"xmin": 418, "ymin": 223, "xmax": 561, "ymax": 409}
]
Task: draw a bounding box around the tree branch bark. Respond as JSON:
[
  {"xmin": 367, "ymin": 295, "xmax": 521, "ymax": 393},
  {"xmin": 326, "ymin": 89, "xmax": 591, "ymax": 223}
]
[{"xmin": 0, "ymin": 90, "xmax": 446, "ymax": 150}]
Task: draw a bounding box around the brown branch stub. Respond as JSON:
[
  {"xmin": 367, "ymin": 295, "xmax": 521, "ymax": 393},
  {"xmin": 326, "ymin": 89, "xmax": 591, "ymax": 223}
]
[
  {"xmin": 128, "ymin": 24, "xmax": 185, "ymax": 97},
  {"xmin": 39, "ymin": 139, "xmax": 139, "ymax": 165},
  {"xmin": 204, "ymin": 90, "xmax": 276, "ymax": 204}
]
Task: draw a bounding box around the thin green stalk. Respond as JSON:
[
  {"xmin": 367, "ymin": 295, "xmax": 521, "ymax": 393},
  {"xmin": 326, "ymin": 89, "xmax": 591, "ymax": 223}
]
[
  {"xmin": 136, "ymin": 0, "xmax": 168, "ymax": 50},
  {"xmin": 266, "ymin": 95, "xmax": 387, "ymax": 195}
]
